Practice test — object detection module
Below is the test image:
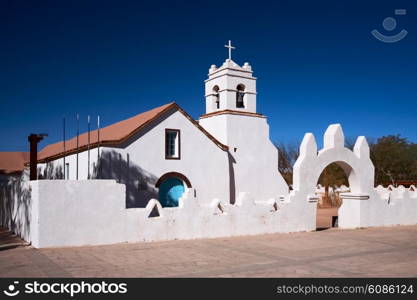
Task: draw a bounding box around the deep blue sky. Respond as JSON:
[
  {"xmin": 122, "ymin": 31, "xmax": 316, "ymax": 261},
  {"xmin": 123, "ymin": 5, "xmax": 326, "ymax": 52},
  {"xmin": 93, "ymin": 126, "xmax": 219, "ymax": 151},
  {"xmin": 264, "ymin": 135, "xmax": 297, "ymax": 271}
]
[{"xmin": 1, "ymin": 0, "xmax": 416, "ymax": 151}]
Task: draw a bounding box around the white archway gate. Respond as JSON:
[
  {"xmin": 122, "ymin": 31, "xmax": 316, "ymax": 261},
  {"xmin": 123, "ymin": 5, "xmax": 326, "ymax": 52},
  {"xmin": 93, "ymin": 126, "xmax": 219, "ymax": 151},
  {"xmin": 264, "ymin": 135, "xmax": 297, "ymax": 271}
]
[{"xmin": 292, "ymin": 124, "xmax": 375, "ymax": 229}]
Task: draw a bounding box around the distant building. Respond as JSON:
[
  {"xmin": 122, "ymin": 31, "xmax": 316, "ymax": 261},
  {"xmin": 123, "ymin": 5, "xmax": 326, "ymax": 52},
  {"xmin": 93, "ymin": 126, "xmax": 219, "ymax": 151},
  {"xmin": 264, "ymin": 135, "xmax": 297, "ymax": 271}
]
[{"xmin": 0, "ymin": 152, "xmax": 29, "ymax": 181}]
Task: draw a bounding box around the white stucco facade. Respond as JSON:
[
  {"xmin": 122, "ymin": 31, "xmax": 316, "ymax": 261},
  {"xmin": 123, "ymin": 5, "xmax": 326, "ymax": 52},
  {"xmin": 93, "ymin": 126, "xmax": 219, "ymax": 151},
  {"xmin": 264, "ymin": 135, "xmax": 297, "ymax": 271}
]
[
  {"xmin": 199, "ymin": 113, "xmax": 288, "ymax": 202},
  {"xmin": 36, "ymin": 110, "xmax": 230, "ymax": 208}
]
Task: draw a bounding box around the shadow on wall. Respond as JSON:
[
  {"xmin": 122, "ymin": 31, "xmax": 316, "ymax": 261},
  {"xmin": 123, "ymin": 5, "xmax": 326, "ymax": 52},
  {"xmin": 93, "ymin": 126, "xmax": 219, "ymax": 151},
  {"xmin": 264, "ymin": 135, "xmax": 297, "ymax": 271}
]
[
  {"xmin": 94, "ymin": 150, "xmax": 159, "ymax": 208},
  {"xmin": 39, "ymin": 163, "xmax": 63, "ymax": 179},
  {"xmin": 0, "ymin": 173, "xmax": 31, "ymax": 238},
  {"xmin": 37, "ymin": 150, "xmax": 159, "ymax": 208},
  {"xmin": 228, "ymin": 152, "xmax": 236, "ymax": 205}
]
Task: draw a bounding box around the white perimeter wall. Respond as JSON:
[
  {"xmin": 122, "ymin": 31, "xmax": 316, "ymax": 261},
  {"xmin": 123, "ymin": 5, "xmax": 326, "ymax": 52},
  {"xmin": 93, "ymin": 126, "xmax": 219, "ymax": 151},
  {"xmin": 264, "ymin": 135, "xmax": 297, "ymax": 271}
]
[
  {"xmin": 339, "ymin": 186, "xmax": 417, "ymax": 228},
  {"xmin": 27, "ymin": 180, "xmax": 417, "ymax": 248},
  {"xmin": 28, "ymin": 179, "xmax": 311, "ymax": 248}
]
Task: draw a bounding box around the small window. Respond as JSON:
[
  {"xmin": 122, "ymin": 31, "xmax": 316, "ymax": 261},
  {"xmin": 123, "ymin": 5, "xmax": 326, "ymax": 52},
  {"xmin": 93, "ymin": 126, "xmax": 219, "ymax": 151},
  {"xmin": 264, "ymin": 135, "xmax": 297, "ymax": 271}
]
[{"xmin": 165, "ymin": 129, "xmax": 181, "ymax": 159}]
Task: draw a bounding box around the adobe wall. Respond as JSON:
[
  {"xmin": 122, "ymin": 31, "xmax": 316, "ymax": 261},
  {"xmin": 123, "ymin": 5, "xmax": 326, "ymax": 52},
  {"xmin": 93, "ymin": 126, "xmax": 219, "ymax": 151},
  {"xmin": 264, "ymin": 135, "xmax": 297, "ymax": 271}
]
[{"xmin": 28, "ymin": 179, "xmax": 311, "ymax": 248}]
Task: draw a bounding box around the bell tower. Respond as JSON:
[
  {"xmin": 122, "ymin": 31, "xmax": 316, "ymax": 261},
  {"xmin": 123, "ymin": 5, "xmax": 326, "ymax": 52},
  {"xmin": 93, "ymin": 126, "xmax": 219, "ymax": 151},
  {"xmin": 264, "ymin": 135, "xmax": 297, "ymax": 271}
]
[
  {"xmin": 204, "ymin": 41, "xmax": 257, "ymax": 114},
  {"xmin": 199, "ymin": 40, "xmax": 289, "ymax": 203}
]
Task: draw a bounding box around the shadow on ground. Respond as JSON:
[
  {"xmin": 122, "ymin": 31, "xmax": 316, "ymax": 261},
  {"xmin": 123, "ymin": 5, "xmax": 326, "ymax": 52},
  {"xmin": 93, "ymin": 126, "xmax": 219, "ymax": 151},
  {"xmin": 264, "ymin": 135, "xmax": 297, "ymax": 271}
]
[{"xmin": 0, "ymin": 226, "xmax": 27, "ymax": 251}]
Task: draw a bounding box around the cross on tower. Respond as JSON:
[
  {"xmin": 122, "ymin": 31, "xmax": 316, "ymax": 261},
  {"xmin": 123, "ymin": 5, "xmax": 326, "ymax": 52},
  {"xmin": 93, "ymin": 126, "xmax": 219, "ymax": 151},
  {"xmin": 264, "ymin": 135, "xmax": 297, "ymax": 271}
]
[{"xmin": 224, "ymin": 40, "xmax": 235, "ymax": 60}]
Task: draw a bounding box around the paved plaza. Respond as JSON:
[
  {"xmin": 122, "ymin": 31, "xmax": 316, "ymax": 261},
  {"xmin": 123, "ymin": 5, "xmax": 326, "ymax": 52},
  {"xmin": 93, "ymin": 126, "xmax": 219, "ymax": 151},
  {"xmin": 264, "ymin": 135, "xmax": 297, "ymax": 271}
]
[{"xmin": 1, "ymin": 223, "xmax": 416, "ymax": 278}]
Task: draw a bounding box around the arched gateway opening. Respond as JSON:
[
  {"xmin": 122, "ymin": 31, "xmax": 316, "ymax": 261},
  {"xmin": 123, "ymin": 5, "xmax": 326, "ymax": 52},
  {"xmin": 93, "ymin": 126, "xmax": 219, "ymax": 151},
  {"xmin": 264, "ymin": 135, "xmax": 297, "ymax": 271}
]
[
  {"xmin": 292, "ymin": 124, "xmax": 374, "ymax": 231},
  {"xmin": 316, "ymin": 162, "xmax": 350, "ymax": 230}
]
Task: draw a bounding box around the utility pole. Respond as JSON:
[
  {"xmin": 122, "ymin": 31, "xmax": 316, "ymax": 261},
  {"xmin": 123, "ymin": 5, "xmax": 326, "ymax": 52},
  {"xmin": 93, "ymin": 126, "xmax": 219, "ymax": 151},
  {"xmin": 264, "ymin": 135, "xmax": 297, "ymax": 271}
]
[{"xmin": 28, "ymin": 133, "xmax": 48, "ymax": 181}]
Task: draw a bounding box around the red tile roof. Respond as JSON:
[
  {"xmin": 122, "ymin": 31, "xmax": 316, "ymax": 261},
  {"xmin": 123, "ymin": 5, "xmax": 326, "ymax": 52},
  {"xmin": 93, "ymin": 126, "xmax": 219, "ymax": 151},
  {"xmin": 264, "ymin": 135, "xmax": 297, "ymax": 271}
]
[
  {"xmin": 37, "ymin": 102, "xmax": 228, "ymax": 163},
  {"xmin": 0, "ymin": 152, "xmax": 29, "ymax": 174}
]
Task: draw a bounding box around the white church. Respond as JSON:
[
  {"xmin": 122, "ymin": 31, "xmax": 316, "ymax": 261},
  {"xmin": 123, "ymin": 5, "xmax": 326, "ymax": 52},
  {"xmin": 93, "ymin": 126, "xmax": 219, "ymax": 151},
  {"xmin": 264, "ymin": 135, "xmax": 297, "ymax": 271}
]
[
  {"xmin": 36, "ymin": 41, "xmax": 288, "ymax": 209},
  {"xmin": 1, "ymin": 42, "xmax": 416, "ymax": 248}
]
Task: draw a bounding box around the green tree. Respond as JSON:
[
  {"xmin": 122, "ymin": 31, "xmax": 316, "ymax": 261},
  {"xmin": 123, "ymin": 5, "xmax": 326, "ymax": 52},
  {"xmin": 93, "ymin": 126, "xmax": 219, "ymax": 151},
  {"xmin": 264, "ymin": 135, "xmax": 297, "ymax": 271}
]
[
  {"xmin": 370, "ymin": 135, "xmax": 417, "ymax": 186},
  {"xmin": 318, "ymin": 163, "xmax": 348, "ymax": 188}
]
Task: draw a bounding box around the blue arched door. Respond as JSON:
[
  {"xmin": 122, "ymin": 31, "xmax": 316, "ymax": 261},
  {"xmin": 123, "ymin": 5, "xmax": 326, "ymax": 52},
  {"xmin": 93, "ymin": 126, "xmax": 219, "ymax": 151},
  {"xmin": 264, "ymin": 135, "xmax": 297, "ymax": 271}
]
[{"xmin": 158, "ymin": 177, "xmax": 185, "ymax": 207}]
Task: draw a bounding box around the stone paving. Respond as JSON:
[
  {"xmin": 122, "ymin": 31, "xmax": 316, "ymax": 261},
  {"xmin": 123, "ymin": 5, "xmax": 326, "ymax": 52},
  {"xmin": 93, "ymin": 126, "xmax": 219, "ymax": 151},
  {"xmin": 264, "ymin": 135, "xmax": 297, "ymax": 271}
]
[{"xmin": 0, "ymin": 224, "xmax": 416, "ymax": 278}]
